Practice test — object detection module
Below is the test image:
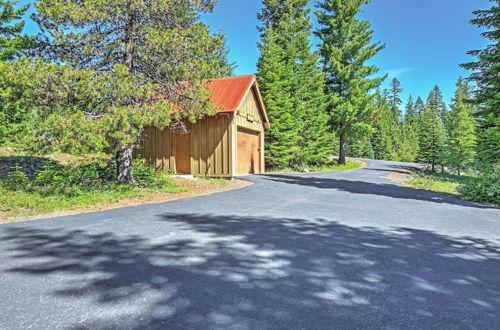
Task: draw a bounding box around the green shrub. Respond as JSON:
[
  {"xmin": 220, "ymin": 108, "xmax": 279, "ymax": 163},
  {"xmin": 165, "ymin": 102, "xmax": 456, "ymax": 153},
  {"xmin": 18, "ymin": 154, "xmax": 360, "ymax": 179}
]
[
  {"xmin": 132, "ymin": 158, "xmax": 159, "ymax": 187},
  {"xmin": 2, "ymin": 164, "xmax": 29, "ymax": 190},
  {"xmin": 0, "ymin": 157, "xmax": 185, "ymax": 219},
  {"xmin": 459, "ymin": 166, "xmax": 500, "ymax": 204}
]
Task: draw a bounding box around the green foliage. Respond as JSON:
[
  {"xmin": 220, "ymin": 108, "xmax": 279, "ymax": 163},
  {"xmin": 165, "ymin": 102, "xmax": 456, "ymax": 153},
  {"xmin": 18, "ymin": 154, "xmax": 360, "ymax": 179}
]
[
  {"xmin": 418, "ymin": 91, "xmax": 447, "ymax": 171},
  {"xmin": 399, "ymin": 120, "xmax": 419, "ymax": 162},
  {"xmin": 414, "ymin": 96, "xmax": 425, "ymax": 114},
  {"xmin": 30, "ymin": 0, "xmax": 232, "ymax": 183},
  {"xmin": 371, "ymin": 91, "xmax": 402, "ymax": 161},
  {"xmin": 409, "ymin": 171, "xmax": 467, "ymax": 195},
  {"xmin": 345, "ymin": 122, "xmax": 374, "ymax": 159},
  {"xmin": 404, "ymin": 95, "xmax": 417, "ymax": 123},
  {"xmin": 315, "ymin": 0, "xmax": 385, "ymax": 164},
  {"xmin": 388, "ymin": 78, "xmax": 403, "ymax": 118},
  {"xmin": 459, "ymin": 165, "xmax": 500, "ymax": 204},
  {"xmin": 258, "ymin": 0, "xmax": 331, "ymax": 169},
  {"xmin": 267, "ymin": 160, "xmax": 362, "ymax": 173},
  {"xmin": 475, "ymin": 114, "xmax": 500, "ymax": 163},
  {"xmin": 444, "ymin": 78, "xmax": 477, "ymax": 174},
  {"xmin": 462, "ymin": 1, "xmax": 499, "ymax": 165},
  {"xmin": 0, "ymin": 0, "xmax": 34, "ymax": 61},
  {"xmin": 462, "ymin": 0, "xmax": 500, "ymax": 117},
  {"xmin": 426, "ymin": 85, "xmax": 448, "ymax": 123},
  {"xmin": 0, "ymin": 157, "xmax": 185, "ymax": 218}
]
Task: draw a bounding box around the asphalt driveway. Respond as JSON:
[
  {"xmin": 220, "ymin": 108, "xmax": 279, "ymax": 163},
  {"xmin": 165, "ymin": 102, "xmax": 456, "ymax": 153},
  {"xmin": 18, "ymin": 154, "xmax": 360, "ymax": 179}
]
[{"xmin": 1, "ymin": 159, "xmax": 499, "ymax": 329}]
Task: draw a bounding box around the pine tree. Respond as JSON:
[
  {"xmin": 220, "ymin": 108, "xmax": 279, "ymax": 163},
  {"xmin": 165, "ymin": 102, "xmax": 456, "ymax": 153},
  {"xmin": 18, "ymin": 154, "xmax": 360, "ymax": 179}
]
[
  {"xmin": 399, "ymin": 95, "xmax": 420, "ymax": 162},
  {"xmin": 258, "ymin": 0, "xmax": 331, "ymax": 168},
  {"xmin": 445, "ymin": 78, "xmax": 477, "ymax": 175},
  {"xmin": 404, "ymin": 95, "xmax": 417, "ymax": 123},
  {"xmin": 388, "ymin": 78, "xmax": 403, "ymax": 119},
  {"xmin": 461, "ymin": 0, "xmax": 499, "ymax": 164},
  {"xmin": 371, "ymin": 91, "xmax": 401, "ymax": 161},
  {"xmin": 417, "ymin": 105, "xmax": 447, "ymax": 171},
  {"xmin": 32, "ymin": 0, "xmax": 232, "ymax": 183},
  {"xmin": 0, "ymin": 0, "xmax": 33, "ymax": 61},
  {"xmin": 399, "ymin": 119, "xmax": 419, "ymax": 162},
  {"xmin": 426, "ymin": 85, "xmax": 448, "ymax": 123},
  {"xmin": 316, "ymin": 0, "xmax": 385, "ymax": 164},
  {"xmin": 346, "ymin": 123, "xmax": 374, "ymax": 159},
  {"xmin": 414, "ymin": 96, "xmax": 425, "ymax": 114}
]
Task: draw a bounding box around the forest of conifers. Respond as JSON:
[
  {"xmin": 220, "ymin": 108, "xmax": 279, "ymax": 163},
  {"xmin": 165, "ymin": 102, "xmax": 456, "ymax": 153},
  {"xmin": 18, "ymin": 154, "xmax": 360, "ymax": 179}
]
[{"xmin": 0, "ymin": 0, "xmax": 498, "ymax": 202}]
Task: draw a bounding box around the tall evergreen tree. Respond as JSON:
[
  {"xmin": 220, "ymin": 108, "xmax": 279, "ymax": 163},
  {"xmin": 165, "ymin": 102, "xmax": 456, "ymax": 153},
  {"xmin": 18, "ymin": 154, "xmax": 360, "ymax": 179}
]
[
  {"xmin": 445, "ymin": 78, "xmax": 477, "ymax": 175},
  {"xmin": 461, "ymin": 0, "xmax": 499, "ymax": 164},
  {"xmin": 316, "ymin": 0, "xmax": 385, "ymax": 164},
  {"xmin": 0, "ymin": 0, "xmax": 33, "ymax": 61},
  {"xmin": 258, "ymin": 0, "xmax": 331, "ymax": 168},
  {"xmin": 388, "ymin": 77, "xmax": 403, "ymax": 119},
  {"xmin": 399, "ymin": 119, "xmax": 419, "ymax": 162},
  {"xmin": 370, "ymin": 91, "xmax": 400, "ymax": 161},
  {"xmin": 32, "ymin": 0, "xmax": 232, "ymax": 183},
  {"xmin": 404, "ymin": 95, "xmax": 418, "ymax": 123},
  {"xmin": 414, "ymin": 96, "xmax": 425, "ymax": 114},
  {"xmin": 426, "ymin": 85, "xmax": 448, "ymax": 123},
  {"xmin": 400, "ymin": 95, "xmax": 419, "ymax": 161},
  {"xmin": 417, "ymin": 105, "xmax": 447, "ymax": 171}
]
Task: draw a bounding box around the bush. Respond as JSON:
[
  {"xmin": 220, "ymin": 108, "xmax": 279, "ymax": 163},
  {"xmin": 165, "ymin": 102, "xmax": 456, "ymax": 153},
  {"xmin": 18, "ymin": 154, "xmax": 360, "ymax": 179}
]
[
  {"xmin": 1, "ymin": 158, "xmax": 169, "ymax": 195},
  {"xmin": 2, "ymin": 164, "xmax": 29, "ymax": 189},
  {"xmin": 132, "ymin": 158, "xmax": 159, "ymax": 187},
  {"xmin": 459, "ymin": 166, "xmax": 500, "ymax": 204}
]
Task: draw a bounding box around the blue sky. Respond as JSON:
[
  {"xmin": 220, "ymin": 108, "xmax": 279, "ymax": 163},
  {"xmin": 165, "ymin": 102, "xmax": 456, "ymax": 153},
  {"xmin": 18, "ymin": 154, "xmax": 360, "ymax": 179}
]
[
  {"xmin": 203, "ymin": 0, "xmax": 490, "ymax": 105},
  {"xmin": 19, "ymin": 0, "xmax": 490, "ymax": 105}
]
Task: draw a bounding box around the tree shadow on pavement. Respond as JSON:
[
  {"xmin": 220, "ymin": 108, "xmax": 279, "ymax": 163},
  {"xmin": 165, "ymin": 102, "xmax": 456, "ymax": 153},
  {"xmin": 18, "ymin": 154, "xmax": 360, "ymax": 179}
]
[
  {"xmin": 1, "ymin": 213, "xmax": 500, "ymax": 329},
  {"xmin": 260, "ymin": 173, "xmax": 494, "ymax": 209}
]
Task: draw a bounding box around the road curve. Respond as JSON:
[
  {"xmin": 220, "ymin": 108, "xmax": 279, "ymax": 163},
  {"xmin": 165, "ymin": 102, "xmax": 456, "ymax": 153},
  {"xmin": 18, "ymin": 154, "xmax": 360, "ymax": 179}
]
[{"xmin": 0, "ymin": 159, "xmax": 499, "ymax": 329}]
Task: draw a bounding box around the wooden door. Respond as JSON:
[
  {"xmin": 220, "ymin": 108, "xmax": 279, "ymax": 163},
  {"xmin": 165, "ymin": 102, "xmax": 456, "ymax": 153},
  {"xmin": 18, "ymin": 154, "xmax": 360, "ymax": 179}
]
[
  {"xmin": 175, "ymin": 132, "xmax": 191, "ymax": 174},
  {"xmin": 237, "ymin": 127, "xmax": 261, "ymax": 175}
]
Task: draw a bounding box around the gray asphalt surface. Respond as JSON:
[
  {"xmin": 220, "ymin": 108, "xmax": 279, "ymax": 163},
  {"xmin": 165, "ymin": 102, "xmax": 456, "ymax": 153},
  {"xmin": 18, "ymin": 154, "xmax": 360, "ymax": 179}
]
[{"xmin": 0, "ymin": 159, "xmax": 499, "ymax": 329}]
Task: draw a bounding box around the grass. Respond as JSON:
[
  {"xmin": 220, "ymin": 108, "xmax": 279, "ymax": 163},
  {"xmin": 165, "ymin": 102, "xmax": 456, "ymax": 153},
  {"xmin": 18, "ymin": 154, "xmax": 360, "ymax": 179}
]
[
  {"xmin": 0, "ymin": 149, "xmax": 189, "ymax": 220},
  {"xmin": 409, "ymin": 171, "xmax": 471, "ymax": 195},
  {"xmin": 0, "ymin": 177, "xmax": 188, "ymax": 220},
  {"xmin": 267, "ymin": 160, "xmax": 363, "ymax": 173},
  {"xmin": 197, "ymin": 176, "xmax": 230, "ymax": 187}
]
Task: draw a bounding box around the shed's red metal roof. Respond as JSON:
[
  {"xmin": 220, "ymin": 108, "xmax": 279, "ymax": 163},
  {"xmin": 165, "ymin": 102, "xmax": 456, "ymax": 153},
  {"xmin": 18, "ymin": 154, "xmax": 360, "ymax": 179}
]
[{"xmin": 207, "ymin": 75, "xmax": 256, "ymax": 112}]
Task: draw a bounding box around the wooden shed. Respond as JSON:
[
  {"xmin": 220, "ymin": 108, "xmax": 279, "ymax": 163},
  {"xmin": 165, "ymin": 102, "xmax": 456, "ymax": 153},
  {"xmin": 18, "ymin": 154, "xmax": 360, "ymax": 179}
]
[{"xmin": 136, "ymin": 75, "xmax": 269, "ymax": 178}]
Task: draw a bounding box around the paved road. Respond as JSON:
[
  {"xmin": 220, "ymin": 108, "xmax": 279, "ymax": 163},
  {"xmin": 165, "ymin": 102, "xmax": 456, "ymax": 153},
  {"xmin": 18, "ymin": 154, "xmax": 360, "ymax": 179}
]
[{"xmin": 1, "ymin": 159, "xmax": 499, "ymax": 329}]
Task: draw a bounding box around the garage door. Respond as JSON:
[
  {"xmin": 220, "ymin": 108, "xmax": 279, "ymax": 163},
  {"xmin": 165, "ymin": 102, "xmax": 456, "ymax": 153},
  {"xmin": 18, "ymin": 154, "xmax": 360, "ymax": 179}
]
[{"xmin": 237, "ymin": 127, "xmax": 261, "ymax": 175}]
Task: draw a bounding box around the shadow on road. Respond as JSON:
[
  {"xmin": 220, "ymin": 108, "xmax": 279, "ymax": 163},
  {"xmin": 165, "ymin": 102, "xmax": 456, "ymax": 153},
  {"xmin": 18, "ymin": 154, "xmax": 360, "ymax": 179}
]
[
  {"xmin": 260, "ymin": 173, "xmax": 494, "ymax": 209},
  {"xmin": 2, "ymin": 213, "xmax": 500, "ymax": 328}
]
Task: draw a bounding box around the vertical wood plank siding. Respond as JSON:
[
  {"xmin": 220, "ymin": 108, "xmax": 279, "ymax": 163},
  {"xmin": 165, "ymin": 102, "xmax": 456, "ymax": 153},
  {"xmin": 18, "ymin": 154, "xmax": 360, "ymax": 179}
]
[
  {"xmin": 138, "ymin": 114, "xmax": 233, "ymax": 177},
  {"xmin": 136, "ymin": 126, "xmax": 174, "ymax": 172},
  {"xmin": 236, "ymin": 87, "xmax": 265, "ymax": 132},
  {"xmin": 191, "ymin": 114, "xmax": 232, "ymax": 177}
]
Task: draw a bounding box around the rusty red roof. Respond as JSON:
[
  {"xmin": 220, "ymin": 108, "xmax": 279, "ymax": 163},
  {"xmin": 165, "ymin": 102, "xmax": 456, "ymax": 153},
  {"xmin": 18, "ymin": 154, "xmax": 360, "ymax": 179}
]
[
  {"xmin": 206, "ymin": 74, "xmax": 269, "ymax": 125},
  {"xmin": 206, "ymin": 74, "xmax": 256, "ymax": 112}
]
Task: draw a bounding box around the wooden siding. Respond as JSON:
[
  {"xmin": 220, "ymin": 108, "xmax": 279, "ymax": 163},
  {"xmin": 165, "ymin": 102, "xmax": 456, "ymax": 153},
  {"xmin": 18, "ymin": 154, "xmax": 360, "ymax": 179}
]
[
  {"xmin": 236, "ymin": 87, "xmax": 264, "ymax": 132},
  {"xmin": 191, "ymin": 114, "xmax": 233, "ymax": 177},
  {"xmin": 136, "ymin": 125, "xmax": 175, "ymax": 172},
  {"xmin": 138, "ymin": 115, "xmax": 233, "ymax": 177}
]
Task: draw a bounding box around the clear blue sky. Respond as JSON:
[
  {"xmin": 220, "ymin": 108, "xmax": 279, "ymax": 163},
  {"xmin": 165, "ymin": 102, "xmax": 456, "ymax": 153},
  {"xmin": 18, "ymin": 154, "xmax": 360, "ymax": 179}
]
[
  {"xmin": 203, "ymin": 0, "xmax": 490, "ymax": 105},
  {"xmin": 19, "ymin": 0, "xmax": 490, "ymax": 105}
]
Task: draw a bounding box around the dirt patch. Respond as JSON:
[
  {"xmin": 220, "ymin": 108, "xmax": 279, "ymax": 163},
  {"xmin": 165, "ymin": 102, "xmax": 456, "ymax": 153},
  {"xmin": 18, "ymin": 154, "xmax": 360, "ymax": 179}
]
[
  {"xmin": 385, "ymin": 165, "xmax": 426, "ymax": 187},
  {"xmin": 0, "ymin": 178, "xmax": 253, "ymax": 224},
  {"xmin": 386, "ymin": 171, "xmax": 413, "ymax": 187}
]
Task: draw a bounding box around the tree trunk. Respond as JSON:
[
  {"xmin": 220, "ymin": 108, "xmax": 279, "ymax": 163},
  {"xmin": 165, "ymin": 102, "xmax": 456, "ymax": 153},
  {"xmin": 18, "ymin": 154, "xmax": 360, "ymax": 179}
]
[
  {"xmin": 116, "ymin": 146, "xmax": 135, "ymax": 184},
  {"xmin": 338, "ymin": 133, "xmax": 347, "ymax": 165}
]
